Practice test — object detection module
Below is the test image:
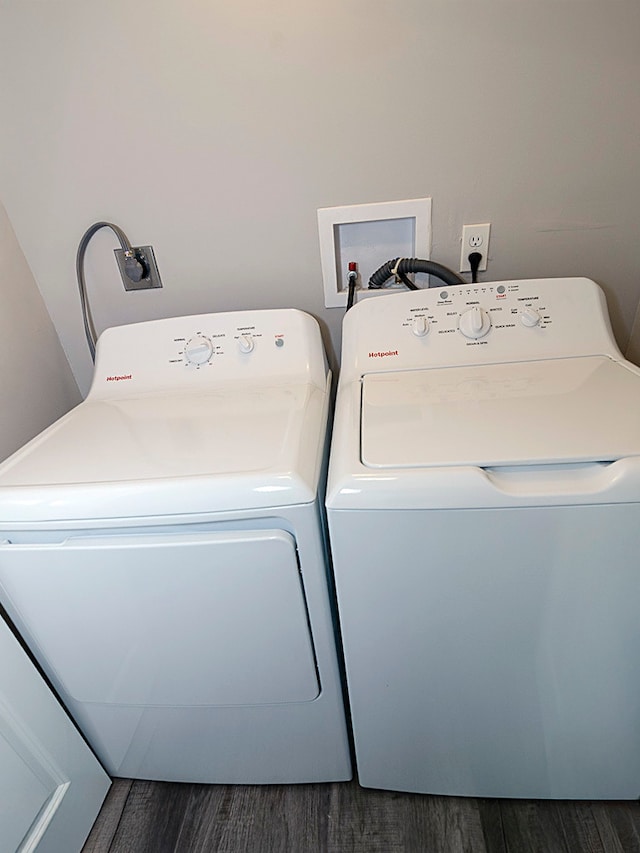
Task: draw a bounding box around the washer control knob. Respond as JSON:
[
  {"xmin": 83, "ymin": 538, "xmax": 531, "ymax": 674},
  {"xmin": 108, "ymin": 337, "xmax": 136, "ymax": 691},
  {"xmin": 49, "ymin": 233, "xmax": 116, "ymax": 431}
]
[
  {"xmin": 238, "ymin": 334, "xmax": 254, "ymax": 353},
  {"xmin": 184, "ymin": 335, "xmax": 214, "ymax": 365},
  {"xmin": 459, "ymin": 306, "xmax": 491, "ymax": 339},
  {"xmin": 520, "ymin": 307, "xmax": 541, "ymax": 327},
  {"xmin": 411, "ymin": 316, "xmax": 429, "ymax": 337}
]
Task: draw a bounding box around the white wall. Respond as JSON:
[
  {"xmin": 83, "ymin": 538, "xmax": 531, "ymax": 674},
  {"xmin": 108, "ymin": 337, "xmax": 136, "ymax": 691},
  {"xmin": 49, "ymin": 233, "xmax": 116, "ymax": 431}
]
[
  {"xmin": 0, "ymin": 1, "xmax": 639, "ymax": 394},
  {"xmin": 0, "ymin": 201, "xmax": 80, "ymax": 460}
]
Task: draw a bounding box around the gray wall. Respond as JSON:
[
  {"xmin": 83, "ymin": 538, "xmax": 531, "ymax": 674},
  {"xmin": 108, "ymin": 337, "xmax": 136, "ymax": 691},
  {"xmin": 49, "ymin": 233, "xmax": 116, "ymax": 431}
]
[
  {"xmin": 0, "ymin": 200, "xmax": 80, "ymax": 460},
  {"xmin": 0, "ymin": 1, "xmax": 639, "ymax": 394}
]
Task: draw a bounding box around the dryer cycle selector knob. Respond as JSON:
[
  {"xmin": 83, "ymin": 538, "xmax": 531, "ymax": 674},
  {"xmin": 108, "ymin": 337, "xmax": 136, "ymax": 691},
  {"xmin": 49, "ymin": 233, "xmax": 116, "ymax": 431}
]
[
  {"xmin": 184, "ymin": 335, "xmax": 214, "ymax": 365},
  {"xmin": 520, "ymin": 307, "xmax": 541, "ymax": 327},
  {"xmin": 238, "ymin": 334, "xmax": 254, "ymax": 353},
  {"xmin": 458, "ymin": 306, "xmax": 491, "ymax": 339},
  {"xmin": 411, "ymin": 316, "xmax": 429, "ymax": 337}
]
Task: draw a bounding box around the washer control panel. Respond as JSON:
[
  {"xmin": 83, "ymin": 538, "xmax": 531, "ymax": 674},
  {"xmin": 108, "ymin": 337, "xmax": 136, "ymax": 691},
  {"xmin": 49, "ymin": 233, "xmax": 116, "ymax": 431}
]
[
  {"xmin": 89, "ymin": 308, "xmax": 327, "ymax": 397},
  {"xmin": 343, "ymin": 277, "xmax": 619, "ymax": 380},
  {"xmin": 398, "ymin": 282, "xmax": 553, "ymax": 342}
]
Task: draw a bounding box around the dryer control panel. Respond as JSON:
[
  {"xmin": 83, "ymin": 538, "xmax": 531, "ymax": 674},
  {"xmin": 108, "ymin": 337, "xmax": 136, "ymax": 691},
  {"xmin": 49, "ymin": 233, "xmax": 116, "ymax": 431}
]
[
  {"xmin": 88, "ymin": 308, "xmax": 328, "ymax": 398},
  {"xmin": 341, "ymin": 277, "xmax": 621, "ymax": 381}
]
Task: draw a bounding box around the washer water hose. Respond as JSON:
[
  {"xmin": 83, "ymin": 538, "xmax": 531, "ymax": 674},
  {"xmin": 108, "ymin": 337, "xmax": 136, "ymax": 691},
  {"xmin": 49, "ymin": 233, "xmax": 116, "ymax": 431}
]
[
  {"xmin": 76, "ymin": 221, "xmax": 145, "ymax": 361},
  {"xmin": 346, "ymin": 262, "xmax": 359, "ymax": 311},
  {"xmin": 368, "ymin": 257, "xmax": 465, "ymax": 290}
]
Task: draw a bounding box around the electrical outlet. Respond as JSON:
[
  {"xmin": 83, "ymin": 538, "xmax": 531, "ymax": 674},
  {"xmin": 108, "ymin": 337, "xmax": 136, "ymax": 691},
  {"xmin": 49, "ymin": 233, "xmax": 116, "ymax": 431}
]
[
  {"xmin": 460, "ymin": 223, "xmax": 490, "ymax": 273},
  {"xmin": 114, "ymin": 246, "xmax": 163, "ymax": 291}
]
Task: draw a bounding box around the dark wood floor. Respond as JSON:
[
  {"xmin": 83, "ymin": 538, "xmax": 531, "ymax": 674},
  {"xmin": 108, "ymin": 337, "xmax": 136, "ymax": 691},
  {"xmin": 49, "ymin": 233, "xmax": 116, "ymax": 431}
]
[{"xmin": 82, "ymin": 778, "xmax": 640, "ymax": 853}]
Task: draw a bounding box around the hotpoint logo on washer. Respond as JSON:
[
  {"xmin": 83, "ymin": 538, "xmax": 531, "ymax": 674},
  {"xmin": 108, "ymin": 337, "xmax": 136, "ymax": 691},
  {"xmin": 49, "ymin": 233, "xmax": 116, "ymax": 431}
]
[
  {"xmin": 106, "ymin": 374, "xmax": 133, "ymax": 382},
  {"xmin": 368, "ymin": 350, "xmax": 399, "ymax": 358}
]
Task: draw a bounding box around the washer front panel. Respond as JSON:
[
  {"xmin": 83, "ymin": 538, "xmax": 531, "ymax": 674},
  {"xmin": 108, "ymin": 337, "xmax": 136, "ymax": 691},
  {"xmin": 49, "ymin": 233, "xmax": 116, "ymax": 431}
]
[{"xmin": 328, "ymin": 501, "xmax": 640, "ymax": 798}]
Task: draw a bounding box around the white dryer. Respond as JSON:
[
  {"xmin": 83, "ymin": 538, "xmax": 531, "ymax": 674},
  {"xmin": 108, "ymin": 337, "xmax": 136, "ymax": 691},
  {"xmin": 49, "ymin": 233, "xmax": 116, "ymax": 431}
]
[
  {"xmin": 327, "ymin": 278, "xmax": 640, "ymax": 799},
  {"xmin": 0, "ymin": 308, "xmax": 351, "ymax": 784}
]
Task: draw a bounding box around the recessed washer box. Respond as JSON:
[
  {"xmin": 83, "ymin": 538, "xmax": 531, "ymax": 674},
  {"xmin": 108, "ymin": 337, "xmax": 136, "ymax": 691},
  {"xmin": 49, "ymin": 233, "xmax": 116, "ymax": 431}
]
[{"xmin": 317, "ymin": 198, "xmax": 432, "ymax": 308}]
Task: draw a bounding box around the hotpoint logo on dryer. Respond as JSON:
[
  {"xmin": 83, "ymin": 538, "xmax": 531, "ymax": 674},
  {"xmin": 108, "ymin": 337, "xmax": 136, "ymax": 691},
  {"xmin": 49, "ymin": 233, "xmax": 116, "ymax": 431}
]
[
  {"xmin": 106, "ymin": 374, "xmax": 133, "ymax": 382},
  {"xmin": 368, "ymin": 350, "xmax": 399, "ymax": 358}
]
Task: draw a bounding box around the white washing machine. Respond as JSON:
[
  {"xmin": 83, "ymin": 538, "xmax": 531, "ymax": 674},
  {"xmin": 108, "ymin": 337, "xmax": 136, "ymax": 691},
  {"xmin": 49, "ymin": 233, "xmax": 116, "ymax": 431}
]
[
  {"xmin": 0, "ymin": 308, "xmax": 351, "ymax": 784},
  {"xmin": 327, "ymin": 277, "xmax": 640, "ymax": 799}
]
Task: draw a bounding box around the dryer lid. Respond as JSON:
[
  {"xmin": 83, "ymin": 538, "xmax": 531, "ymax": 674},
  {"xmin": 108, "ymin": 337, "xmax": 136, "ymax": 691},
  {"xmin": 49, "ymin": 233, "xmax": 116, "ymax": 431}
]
[
  {"xmin": 0, "ymin": 382, "xmax": 328, "ymax": 521},
  {"xmin": 361, "ymin": 355, "xmax": 640, "ymax": 469}
]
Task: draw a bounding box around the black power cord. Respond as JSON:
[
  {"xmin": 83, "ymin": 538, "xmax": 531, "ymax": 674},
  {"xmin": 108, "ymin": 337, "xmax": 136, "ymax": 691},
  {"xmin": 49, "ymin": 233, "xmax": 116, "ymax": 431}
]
[{"xmin": 468, "ymin": 251, "xmax": 482, "ymax": 284}]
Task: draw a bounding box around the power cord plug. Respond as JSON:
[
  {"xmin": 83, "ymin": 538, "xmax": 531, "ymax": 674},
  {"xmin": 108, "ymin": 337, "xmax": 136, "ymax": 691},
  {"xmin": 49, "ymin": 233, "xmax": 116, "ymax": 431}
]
[
  {"xmin": 468, "ymin": 251, "xmax": 482, "ymax": 284},
  {"xmin": 123, "ymin": 251, "xmax": 148, "ymax": 283}
]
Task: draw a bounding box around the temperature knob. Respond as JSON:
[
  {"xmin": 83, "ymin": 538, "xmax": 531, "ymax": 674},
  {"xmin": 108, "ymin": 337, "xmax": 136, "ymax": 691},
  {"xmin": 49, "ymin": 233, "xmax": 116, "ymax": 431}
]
[
  {"xmin": 238, "ymin": 334, "xmax": 254, "ymax": 353},
  {"xmin": 458, "ymin": 306, "xmax": 491, "ymax": 339},
  {"xmin": 520, "ymin": 307, "xmax": 541, "ymax": 327},
  {"xmin": 411, "ymin": 316, "xmax": 429, "ymax": 337},
  {"xmin": 184, "ymin": 335, "xmax": 214, "ymax": 365}
]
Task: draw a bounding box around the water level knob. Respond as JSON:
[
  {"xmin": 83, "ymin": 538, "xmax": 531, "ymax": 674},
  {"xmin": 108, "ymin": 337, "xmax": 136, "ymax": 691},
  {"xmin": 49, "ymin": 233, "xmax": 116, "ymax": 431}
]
[
  {"xmin": 184, "ymin": 335, "xmax": 214, "ymax": 365},
  {"xmin": 458, "ymin": 306, "xmax": 491, "ymax": 339},
  {"xmin": 411, "ymin": 316, "xmax": 429, "ymax": 337}
]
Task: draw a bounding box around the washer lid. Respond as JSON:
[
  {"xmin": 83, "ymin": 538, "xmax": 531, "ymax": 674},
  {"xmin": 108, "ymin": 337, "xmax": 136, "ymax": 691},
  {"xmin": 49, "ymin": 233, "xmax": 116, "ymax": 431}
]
[
  {"xmin": 0, "ymin": 382, "xmax": 328, "ymax": 522},
  {"xmin": 361, "ymin": 356, "xmax": 640, "ymax": 469}
]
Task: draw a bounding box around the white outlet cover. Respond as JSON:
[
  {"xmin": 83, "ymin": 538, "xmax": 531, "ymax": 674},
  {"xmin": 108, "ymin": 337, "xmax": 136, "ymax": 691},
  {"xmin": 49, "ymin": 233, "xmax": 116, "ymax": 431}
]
[
  {"xmin": 460, "ymin": 223, "xmax": 491, "ymax": 272},
  {"xmin": 317, "ymin": 198, "xmax": 432, "ymax": 308}
]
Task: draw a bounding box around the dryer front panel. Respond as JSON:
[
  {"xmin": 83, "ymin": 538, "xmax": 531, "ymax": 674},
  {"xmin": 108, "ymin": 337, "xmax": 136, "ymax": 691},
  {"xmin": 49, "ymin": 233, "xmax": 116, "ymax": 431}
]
[{"xmin": 0, "ymin": 529, "xmax": 319, "ymax": 707}]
